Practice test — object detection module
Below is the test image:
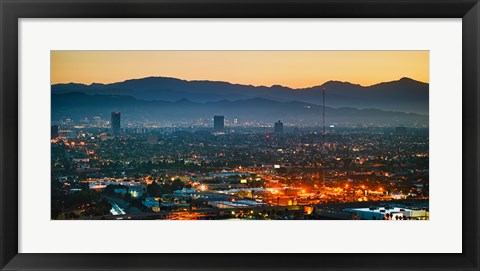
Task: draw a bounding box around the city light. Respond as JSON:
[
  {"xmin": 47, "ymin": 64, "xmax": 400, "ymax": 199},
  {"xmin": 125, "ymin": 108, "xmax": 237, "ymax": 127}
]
[{"xmin": 51, "ymin": 55, "xmax": 429, "ymax": 221}]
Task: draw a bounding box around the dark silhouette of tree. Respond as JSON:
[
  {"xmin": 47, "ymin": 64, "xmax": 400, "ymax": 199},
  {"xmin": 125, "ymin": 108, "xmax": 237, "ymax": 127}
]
[
  {"xmin": 147, "ymin": 182, "xmax": 162, "ymax": 197},
  {"xmin": 172, "ymin": 179, "xmax": 185, "ymax": 191}
]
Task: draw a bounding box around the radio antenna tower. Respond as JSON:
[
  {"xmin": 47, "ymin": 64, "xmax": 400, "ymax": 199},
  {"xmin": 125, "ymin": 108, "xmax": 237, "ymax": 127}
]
[
  {"xmin": 322, "ymin": 88, "xmax": 326, "ymax": 187},
  {"xmin": 322, "ymin": 88, "xmax": 326, "ymax": 156}
]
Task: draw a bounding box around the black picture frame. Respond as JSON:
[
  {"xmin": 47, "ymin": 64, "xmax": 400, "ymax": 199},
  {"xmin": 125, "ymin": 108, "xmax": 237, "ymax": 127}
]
[{"xmin": 1, "ymin": 0, "xmax": 479, "ymax": 270}]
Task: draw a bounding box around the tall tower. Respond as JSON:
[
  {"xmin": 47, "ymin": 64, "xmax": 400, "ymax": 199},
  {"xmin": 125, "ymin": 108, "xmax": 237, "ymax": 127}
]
[
  {"xmin": 322, "ymin": 88, "xmax": 326, "ymax": 155},
  {"xmin": 111, "ymin": 112, "xmax": 121, "ymax": 135},
  {"xmin": 214, "ymin": 115, "xmax": 224, "ymax": 132},
  {"xmin": 274, "ymin": 120, "xmax": 284, "ymax": 134},
  {"xmin": 322, "ymin": 88, "xmax": 326, "ymax": 187},
  {"xmin": 51, "ymin": 125, "xmax": 59, "ymax": 139}
]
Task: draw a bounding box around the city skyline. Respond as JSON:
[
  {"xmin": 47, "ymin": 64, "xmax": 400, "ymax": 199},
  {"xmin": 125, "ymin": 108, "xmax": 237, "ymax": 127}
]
[
  {"xmin": 51, "ymin": 50, "xmax": 429, "ymax": 220},
  {"xmin": 51, "ymin": 51, "xmax": 429, "ymax": 88}
]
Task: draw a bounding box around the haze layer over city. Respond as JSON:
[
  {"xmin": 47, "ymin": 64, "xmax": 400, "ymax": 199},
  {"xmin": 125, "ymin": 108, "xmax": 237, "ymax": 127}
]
[{"xmin": 51, "ymin": 51, "xmax": 429, "ymax": 220}]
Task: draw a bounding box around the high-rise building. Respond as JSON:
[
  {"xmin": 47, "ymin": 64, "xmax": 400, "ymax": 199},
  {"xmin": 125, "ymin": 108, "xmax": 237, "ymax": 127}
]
[
  {"xmin": 214, "ymin": 115, "xmax": 224, "ymax": 132},
  {"xmin": 274, "ymin": 120, "xmax": 284, "ymax": 134},
  {"xmin": 51, "ymin": 125, "xmax": 59, "ymax": 139},
  {"xmin": 111, "ymin": 112, "xmax": 121, "ymax": 135}
]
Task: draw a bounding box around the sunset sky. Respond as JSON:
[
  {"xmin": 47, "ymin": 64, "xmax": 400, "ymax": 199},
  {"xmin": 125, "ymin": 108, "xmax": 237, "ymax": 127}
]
[{"xmin": 51, "ymin": 51, "xmax": 429, "ymax": 88}]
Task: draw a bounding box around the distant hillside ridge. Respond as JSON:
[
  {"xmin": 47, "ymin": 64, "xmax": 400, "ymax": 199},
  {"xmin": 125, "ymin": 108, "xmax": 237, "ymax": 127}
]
[
  {"xmin": 52, "ymin": 76, "xmax": 429, "ymax": 114},
  {"xmin": 52, "ymin": 92, "xmax": 428, "ymax": 127}
]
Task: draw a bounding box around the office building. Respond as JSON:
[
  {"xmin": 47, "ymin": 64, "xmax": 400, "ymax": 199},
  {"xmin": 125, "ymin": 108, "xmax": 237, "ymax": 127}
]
[
  {"xmin": 274, "ymin": 120, "xmax": 284, "ymax": 134},
  {"xmin": 214, "ymin": 115, "xmax": 224, "ymax": 132},
  {"xmin": 111, "ymin": 112, "xmax": 121, "ymax": 135},
  {"xmin": 51, "ymin": 125, "xmax": 59, "ymax": 139}
]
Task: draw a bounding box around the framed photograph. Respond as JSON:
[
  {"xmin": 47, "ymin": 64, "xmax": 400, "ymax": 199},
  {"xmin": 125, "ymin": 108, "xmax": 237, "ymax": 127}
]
[{"xmin": 1, "ymin": 0, "xmax": 479, "ymax": 270}]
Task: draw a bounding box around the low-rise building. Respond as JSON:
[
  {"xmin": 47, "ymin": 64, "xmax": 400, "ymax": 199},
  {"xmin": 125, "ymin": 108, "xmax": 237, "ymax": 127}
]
[{"xmin": 142, "ymin": 197, "xmax": 160, "ymax": 212}]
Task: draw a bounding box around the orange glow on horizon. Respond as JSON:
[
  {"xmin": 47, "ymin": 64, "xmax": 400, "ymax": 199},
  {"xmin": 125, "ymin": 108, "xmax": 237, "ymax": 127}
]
[{"xmin": 51, "ymin": 51, "xmax": 429, "ymax": 88}]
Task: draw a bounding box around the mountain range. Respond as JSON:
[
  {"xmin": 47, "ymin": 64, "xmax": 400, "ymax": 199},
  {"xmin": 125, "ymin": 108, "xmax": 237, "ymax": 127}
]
[
  {"xmin": 52, "ymin": 92, "xmax": 428, "ymax": 127},
  {"xmin": 52, "ymin": 76, "xmax": 429, "ymax": 114}
]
